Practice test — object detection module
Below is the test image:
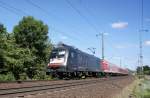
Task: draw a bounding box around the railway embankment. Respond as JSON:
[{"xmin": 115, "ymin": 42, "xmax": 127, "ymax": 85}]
[
  {"xmin": 132, "ymin": 76, "xmax": 150, "ymax": 98},
  {"xmin": 0, "ymin": 76, "xmax": 135, "ymax": 98},
  {"xmin": 112, "ymin": 76, "xmax": 140, "ymax": 98},
  {"xmin": 113, "ymin": 75, "xmax": 150, "ymax": 98}
]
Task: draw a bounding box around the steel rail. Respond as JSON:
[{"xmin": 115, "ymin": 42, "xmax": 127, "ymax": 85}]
[
  {"xmin": 0, "ymin": 79, "xmax": 106, "ymax": 96},
  {"xmin": 0, "ymin": 76, "xmax": 130, "ymax": 97},
  {"xmin": 0, "ymin": 78, "xmax": 99, "ymax": 91}
]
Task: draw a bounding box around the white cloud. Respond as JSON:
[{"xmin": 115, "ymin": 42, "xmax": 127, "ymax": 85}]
[
  {"xmin": 145, "ymin": 40, "xmax": 150, "ymax": 46},
  {"xmin": 60, "ymin": 36, "xmax": 68, "ymax": 40},
  {"xmin": 111, "ymin": 22, "xmax": 128, "ymax": 29}
]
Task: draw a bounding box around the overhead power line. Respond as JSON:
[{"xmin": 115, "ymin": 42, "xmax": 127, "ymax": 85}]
[
  {"xmin": 0, "ymin": 3, "xmax": 21, "ymax": 16},
  {"xmin": 79, "ymin": 1, "xmax": 99, "ymax": 29},
  {"xmin": 25, "ymin": 0, "xmax": 51, "ymax": 16},
  {"xmin": 25, "ymin": 0, "xmax": 84, "ymax": 42},
  {"xmin": 0, "ymin": 1, "xmax": 28, "ymax": 16},
  {"xmin": 25, "ymin": 0, "xmax": 85, "ymax": 36},
  {"xmin": 65, "ymin": 0, "xmax": 99, "ymax": 33},
  {"xmin": 49, "ymin": 25, "xmax": 82, "ymax": 41},
  {"xmin": 0, "ymin": 0, "xmax": 80, "ymax": 42},
  {"xmin": 0, "ymin": 0, "xmax": 87, "ymax": 44}
]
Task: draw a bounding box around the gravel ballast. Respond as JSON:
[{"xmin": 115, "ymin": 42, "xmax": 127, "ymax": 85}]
[{"xmin": 20, "ymin": 76, "xmax": 135, "ymax": 98}]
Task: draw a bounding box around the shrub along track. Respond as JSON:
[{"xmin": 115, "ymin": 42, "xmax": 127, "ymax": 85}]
[{"xmin": 0, "ymin": 76, "xmax": 134, "ymax": 98}]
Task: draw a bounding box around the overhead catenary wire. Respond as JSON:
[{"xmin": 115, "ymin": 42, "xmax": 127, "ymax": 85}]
[
  {"xmin": 0, "ymin": 0, "xmax": 81, "ymax": 43},
  {"xmin": 65, "ymin": 0, "xmax": 99, "ymax": 33},
  {"xmin": 25, "ymin": 0, "xmax": 53, "ymax": 16},
  {"xmin": 25, "ymin": 0, "xmax": 84, "ymax": 42},
  {"xmin": 0, "ymin": 0, "xmax": 82, "ymax": 43},
  {"xmin": 0, "ymin": 0, "xmax": 95, "ymax": 46},
  {"xmin": 0, "ymin": 3, "xmax": 21, "ymax": 16},
  {"xmin": 65, "ymin": 0, "xmax": 107, "ymax": 58},
  {"xmin": 79, "ymin": 0, "xmax": 125, "ymax": 62},
  {"xmin": 0, "ymin": 0, "xmax": 98, "ymax": 49},
  {"xmin": 0, "ymin": 1, "xmax": 28, "ymax": 16},
  {"xmin": 78, "ymin": 0, "xmax": 100, "ymax": 31},
  {"xmin": 49, "ymin": 25, "xmax": 82, "ymax": 41},
  {"xmin": 25, "ymin": 0, "xmax": 83, "ymax": 36}
]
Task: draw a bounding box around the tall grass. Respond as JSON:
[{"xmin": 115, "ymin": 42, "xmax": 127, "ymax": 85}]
[{"xmin": 133, "ymin": 78, "xmax": 150, "ymax": 98}]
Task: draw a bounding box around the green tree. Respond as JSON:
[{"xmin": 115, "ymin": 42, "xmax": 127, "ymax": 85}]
[
  {"xmin": 136, "ymin": 65, "xmax": 150, "ymax": 75},
  {"xmin": 4, "ymin": 34, "xmax": 34, "ymax": 80},
  {"xmin": 13, "ymin": 16, "xmax": 51, "ymax": 79},
  {"xmin": 143, "ymin": 65, "xmax": 150, "ymax": 75},
  {"xmin": 0, "ymin": 23, "xmax": 38, "ymax": 80},
  {"xmin": 0, "ymin": 24, "xmax": 8, "ymax": 72}
]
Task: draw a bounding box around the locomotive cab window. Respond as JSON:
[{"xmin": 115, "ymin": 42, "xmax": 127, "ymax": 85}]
[
  {"xmin": 58, "ymin": 50, "xmax": 66, "ymax": 58},
  {"xmin": 50, "ymin": 49, "xmax": 66, "ymax": 59}
]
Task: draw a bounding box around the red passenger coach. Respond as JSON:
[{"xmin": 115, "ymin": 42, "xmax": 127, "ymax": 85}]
[
  {"xmin": 101, "ymin": 60, "xmax": 110, "ymax": 73},
  {"xmin": 101, "ymin": 60, "xmax": 128, "ymax": 76}
]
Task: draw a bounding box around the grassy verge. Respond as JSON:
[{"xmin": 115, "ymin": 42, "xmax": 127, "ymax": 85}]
[
  {"xmin": 133, "ymin": 77, "xmax": 150, "ymax": 98},
  {"xmin": 112, "ymin": 77, "xmax": 140, "ymax": 98}
]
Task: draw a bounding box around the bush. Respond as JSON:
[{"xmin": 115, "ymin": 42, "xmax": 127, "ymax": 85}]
[
  {"xmin": 44, "ymin": 75, "xmax": 52, "ymax": 80},
  {"xmin": 33, "ymin": 70, "xmax": 45, "ymax": 80},
  {"xmin": 0, "ymin": 73, "xmax": 15, "ymax": 82},
  {"xmin": 20, "ymin": 73, "xmax": 28, "ymax": 80},
  {"xmin": 33, "ymin": 70, "xmax": 52, "ymax": 80}
]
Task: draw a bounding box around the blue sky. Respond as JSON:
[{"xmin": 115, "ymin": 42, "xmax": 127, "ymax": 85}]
[{"xmin": 0, "ymin": 0, "xmax": 150, "ymax": 70}]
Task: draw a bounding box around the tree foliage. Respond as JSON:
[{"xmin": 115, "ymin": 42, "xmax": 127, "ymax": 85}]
[
  {"xmin": 143, "ymin": 65, "xmax": 150, "ymax": 75},
  {"xmin": 0, "ymin": 24, "xmax": 8, "ymax": 70},
  {"xmin": 2, "ymin": 33, "xmax": 34, "ymax": 80},
  {"xmin": 0, "ymin": 16, "xmax": 52, "ymax": 81},
  {"xmin": 13, "ymin": 16, "xmax": 51, "ymax": 79},
  {"xmin": 14, "ymin": 16, "xmax": 49, "ymax": 61},
  {"xmin": 136, "ymin": 65, "xmax": 150, "ymax": 75}
]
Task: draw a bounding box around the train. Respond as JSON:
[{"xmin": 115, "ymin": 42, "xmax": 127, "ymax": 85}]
[{"xmin": 47, "ymin": 43, "xmax": 129, "ymax": 79}]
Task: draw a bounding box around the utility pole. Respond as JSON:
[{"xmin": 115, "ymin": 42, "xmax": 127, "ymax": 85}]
[
  {"xmin": 139, "ymin": 30, "xmax": 143, "ymax": 74},
  {"xmin": 139, "ymin": 0, "xmax": 144, "ymax": 75},
  {"xmin": 139, "ymin": 0, "xmax": 148, "ymax": 74},
  {"xmin": 139, "ymin": 29, "xmax": 148, "ymax": 74},
  {"xmin": 139, "ymin": 0, "xmax": 146, "ymax": 75},
  {"xmin": 96, "ymin": 33, "xmax": 104, "ymax": 60}
]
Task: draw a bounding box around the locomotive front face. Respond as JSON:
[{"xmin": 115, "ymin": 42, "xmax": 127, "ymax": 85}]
[{"xmin": 48, "ymin": 48, "xmax": 68, "ymax": 69}]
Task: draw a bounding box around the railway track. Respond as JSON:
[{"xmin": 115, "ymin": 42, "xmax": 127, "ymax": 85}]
[{"xmin": 0, "ymin": 76, "xmax": 131, "ymax": 97}]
